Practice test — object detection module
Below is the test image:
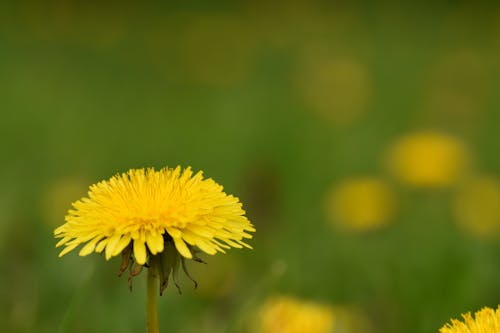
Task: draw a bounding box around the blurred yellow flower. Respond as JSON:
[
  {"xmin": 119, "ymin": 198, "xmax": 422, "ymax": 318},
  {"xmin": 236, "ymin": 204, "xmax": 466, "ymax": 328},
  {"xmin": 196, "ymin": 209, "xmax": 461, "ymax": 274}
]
[
  {"xmin": 325, "ymin": 178, "xmax": 396, "ymax": 231},
  {"xmin": 452, "ymin": 177, "xmax": 500, "ymax": 237},
  {"xmin": 54, "ymin": 166, "xmax": 255, "ymax": 292},
  {"xmin": 258, "ymin": 296, "xmax": 335, "ymax": 333},
  {"xmin": 439, "ymin": 306, "xmax": 500, "ymax": 333},
  {"xmin": 386, "ymin": 132, "xmax": 469, "ymax": 188}
]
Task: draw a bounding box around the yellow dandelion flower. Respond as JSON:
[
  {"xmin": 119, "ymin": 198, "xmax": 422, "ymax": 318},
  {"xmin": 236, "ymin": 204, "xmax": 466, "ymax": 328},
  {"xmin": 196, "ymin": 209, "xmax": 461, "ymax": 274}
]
[
  {"xmin": 258, "ymin": 296, "xmax": 335, "ymax": 333},
  {"xmin": 325, "ymin": 177, "xmax": 396, "ymax": 231},
  {"xmin": 452, "ymin": 176, "xmax": 500, "ymax": 238},
  {"xmin": 439, "ymin": 306, "xmax": 500, "ymax": 333},
  {"xmin": 386, "ymin": 131, "xmax": 469, "ymax": 188},
  {"xmin": 54, "ymin": 166, "xmax": 255, "ymax": 294}
]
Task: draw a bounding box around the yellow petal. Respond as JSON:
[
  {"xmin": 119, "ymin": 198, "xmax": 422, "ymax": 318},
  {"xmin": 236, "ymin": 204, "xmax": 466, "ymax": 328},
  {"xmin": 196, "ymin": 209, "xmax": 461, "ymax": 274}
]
[
  {"xmin": 187, "ymin": 225, "xmax": 215, "ymax": 238},
  {"xmin": 79, "ymin": 237, "xmax": 102, "ymax": 256},
  {"xmin": 180, "ymin": 230, "xmax": 198, "ymax": 245},
  {"xmin": 54, "ymin": 225, "xmax": 66, "ymax": 235},
  {"xmin": 56, "ymin": 236, "xmax": 71, "ymax": 248},
  {"xmin": 245, "ymin": 225, "xmax": 256, "ymax": 232},
  {"xmin": 134, "ymin": 239, "xmax": 147, "ymax": 265},
  {"xmin": 238, "ymin": 240, "xmax": 253, "ymax": 249},
  {"xmin": 58, "ymin": 242, "xmax": 80, "ymax": 257},
  {"xmin": 146, "ymin": 232, "xmax": 164, "ymax": 255},
  {"xmin": 219, "ymin": 238, "xmax": 243, "ymax": 248},
  {"xmin": 105, "ymin": 233, "xmax": 122, "ymax": 260},
  {"xmin": 173, "ymin": 237, "xmax": 192, "ymax": 259},
  {"xmin": 95, "ymin": 238, "xmax": 108, "ymax": 253},
  {"xmin": 111, "ymin": 234, "xmax": 132, "ymax": 257},
  {"xmin": 195, "ymin": 239, "xmax": 217, "ymax": 255},
  {"xmin": 166, "ymin": 227, "xmax": 182, "ymax": 239},
  {"xmin": 212, "ymin": 239, "xmax": 231, "ymax": 249}
]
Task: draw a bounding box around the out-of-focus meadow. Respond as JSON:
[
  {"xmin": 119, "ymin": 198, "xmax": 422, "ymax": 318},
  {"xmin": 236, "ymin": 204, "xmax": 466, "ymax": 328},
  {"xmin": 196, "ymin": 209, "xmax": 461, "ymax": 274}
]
[{"xmin": 1, "ymin": 1, "xmax": 500, "ymax": 332}]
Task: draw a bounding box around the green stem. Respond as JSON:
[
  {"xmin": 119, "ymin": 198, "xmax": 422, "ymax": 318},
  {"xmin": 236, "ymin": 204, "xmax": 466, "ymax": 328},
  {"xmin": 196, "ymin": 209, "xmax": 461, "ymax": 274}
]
[{"xmin": 147, "ymin": 266, "xmax": 160, "ymax": 333}]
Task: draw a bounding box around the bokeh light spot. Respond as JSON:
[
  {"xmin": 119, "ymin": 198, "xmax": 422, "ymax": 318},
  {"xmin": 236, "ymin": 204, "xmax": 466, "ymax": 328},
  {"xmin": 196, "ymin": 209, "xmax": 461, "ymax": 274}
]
[
  {"xmin": 385, "ymin": 131, "xmax": 470, "ymax": 188},
  {"xmin": 325, "ymin": 177, "xmax": 396, "ymax": 231}
]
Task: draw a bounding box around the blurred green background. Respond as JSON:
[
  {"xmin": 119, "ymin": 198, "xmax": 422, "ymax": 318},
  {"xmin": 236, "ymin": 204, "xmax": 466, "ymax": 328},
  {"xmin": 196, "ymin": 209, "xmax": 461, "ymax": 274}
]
[{"xmin": 1, "ymin": 1, "xmax": 500, "ymax": 332}]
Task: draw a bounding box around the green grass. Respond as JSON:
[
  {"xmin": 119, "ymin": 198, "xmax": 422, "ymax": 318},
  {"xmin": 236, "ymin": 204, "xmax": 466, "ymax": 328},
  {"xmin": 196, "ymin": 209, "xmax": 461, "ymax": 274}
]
[{"xmin": 1, "ymin": 2, "xmax": 500, "ymax": 332}]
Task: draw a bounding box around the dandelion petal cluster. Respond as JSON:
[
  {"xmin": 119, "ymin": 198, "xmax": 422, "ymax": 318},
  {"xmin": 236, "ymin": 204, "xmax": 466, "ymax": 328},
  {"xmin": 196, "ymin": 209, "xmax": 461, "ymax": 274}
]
[
  {"xmin": 54, "ymin": 167, "xmax": 255, "ymax": 266},
  {"xmin": 440, "ymin": 306, "xmax": 500, "ymax": 333}
]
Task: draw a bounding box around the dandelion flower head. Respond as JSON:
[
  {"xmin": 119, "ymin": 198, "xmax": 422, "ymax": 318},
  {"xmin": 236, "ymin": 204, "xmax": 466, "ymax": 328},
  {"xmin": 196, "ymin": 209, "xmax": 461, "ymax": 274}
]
[
  {"xmin": 439, "ymin": 306, "xmax": 500, "ymax": 333},
  {"xmin": 54, "ymin": 166, "xmax": 255, "ymax": 291}
]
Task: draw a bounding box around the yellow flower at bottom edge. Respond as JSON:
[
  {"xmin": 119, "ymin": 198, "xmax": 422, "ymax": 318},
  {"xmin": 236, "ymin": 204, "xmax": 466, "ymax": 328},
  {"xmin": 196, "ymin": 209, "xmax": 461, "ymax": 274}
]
[
  {"xmin": 54, "ymin": 166, "xmax": 255, "ymax": 293},
  {"xmin": 258, "ymin": 296, "xmax": 335, "ymax": 333},
  {"xmin": 439, "ymin": 306, "xmax": 500, "ymax": 333}
]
